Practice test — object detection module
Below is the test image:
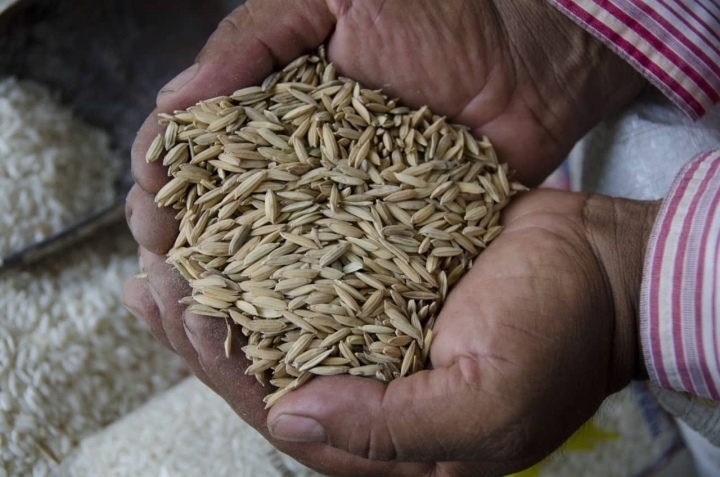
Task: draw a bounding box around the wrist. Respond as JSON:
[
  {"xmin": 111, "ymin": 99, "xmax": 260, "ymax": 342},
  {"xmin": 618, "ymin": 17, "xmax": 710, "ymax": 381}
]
[{"xmin": 582, "ymin": 195, "xmax": 660, "ymax": 392}]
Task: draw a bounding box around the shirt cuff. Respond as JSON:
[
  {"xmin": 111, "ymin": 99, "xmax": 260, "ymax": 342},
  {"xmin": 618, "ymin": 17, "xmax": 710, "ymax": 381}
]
[
  {"xmin": 640, "ymin": 151, "xmax": 720, "ymax": 400},
  {"xmin": 546, "ymin": 0, "xmax": 720, "ymax": 119}
]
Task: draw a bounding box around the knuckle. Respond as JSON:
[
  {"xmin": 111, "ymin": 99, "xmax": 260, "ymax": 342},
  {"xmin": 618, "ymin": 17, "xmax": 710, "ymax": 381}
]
[
  {"xmin": 217, "ymin": 15, "xmax": 242, "ymax": 34},
  {"xmin": 343, "ymin": 391, "xmax": 401, "ymax": 461},
  {"xmin": 344, "ymin": 427, "xmax": 397, "ymax": 461},
  {"xmin": 216, "ymin": 1, "xmax": 257, "ymax": 36}
]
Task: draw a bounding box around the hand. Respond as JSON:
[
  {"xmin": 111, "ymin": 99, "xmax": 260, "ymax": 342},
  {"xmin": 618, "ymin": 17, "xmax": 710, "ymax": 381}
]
[
  {"xmin": 130, "ymin": 0, "xmax": 645, "ymax": 192},
  {"xmin": 258, "ymin": 190, "xmax": 660, "ymax": 475},
  {"xmin": 124, "ymin": 1, "xmax": 650, "ymax": 475},
  {"xmin": 126, "ymin": 187, "xmax": 659, "ymax": 476}
]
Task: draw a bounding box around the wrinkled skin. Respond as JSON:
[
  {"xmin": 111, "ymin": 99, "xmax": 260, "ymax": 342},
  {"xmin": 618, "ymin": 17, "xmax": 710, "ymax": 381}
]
[{"xmin": 124, "ymin": 1, "xmax": 653, "ymax": 475}]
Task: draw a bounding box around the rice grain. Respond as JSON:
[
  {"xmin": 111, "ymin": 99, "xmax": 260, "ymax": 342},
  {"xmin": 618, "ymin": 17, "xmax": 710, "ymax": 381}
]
[{"xmin": 154, "ymin": 47, "xmax": 523, "ymax": 406}]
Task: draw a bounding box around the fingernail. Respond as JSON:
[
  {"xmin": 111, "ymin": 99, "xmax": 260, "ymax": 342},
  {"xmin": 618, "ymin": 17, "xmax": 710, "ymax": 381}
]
[
  {"xmin": 124, "ymin": 301, "xmax": 146, "ymax": 323},
  {"xmin": 123, "ymin": 302, "xmax": 153, "ymax": 325},
  {"xmin": 125, "ymin": 200, "xmax": 133, "ymax": 232},
  {"xmin": 269, "ymin": 415, "xmax": 326, "ymax": 443},
  {"xmin": 161, "ymin": 64, "xmax": 199, "ymax": 93},
  {"xmin": 182, "ymin": 312, "xmax": 199, "ymax": 338},
  {"xmin": 146, "ymin": 281, "xmax": 165, "ymax": 318}
]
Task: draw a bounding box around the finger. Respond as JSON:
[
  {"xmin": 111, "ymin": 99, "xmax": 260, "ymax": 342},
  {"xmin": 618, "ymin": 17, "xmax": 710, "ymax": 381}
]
[
  {"xmin": 475, "ymin": 115, "xmax": 560, "ymax": 187},
  {"xmin": 143, "ymin": 249, "xmax": 217, "ymax": 391},
  {"xmin": 267, "ymin": 362, "xmax": 527, "ymax": 464},
  {"xmin": 122, "ymin": 274, "xmax": 173, "ymax": 350},
  {"xmin": 267, "ymin": 372, "xmax": 543, "ymax": 475},
  {"xmin": 131, "ymin": 112, "xmax": 169, "ymax": 194},
  {"xmin": 144, "ymin": 252, "xmax": 195, "ymax": 355},
  {"xmin": 182, "ymin": 312, "xmax": 430, "ymax": 477},
  {"xmin": 126, "ymin": 184, "xmax": 179, "ymax": 255}
]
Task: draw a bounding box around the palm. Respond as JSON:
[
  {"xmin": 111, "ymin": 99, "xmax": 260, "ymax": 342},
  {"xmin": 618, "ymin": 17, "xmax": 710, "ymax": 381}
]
[
  {"xmin": 428, "ymin": 190, "xmax": 619, "ymax": 467},
  {"xmin": 220, "ymin": 190, "xmax": 623, "ymax": 477}
]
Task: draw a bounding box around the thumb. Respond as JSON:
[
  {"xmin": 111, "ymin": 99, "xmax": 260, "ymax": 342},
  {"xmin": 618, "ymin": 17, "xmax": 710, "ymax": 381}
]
[
  {"xmin": 266, "ymin": 363, "xmax": 521, "ymax": 463},
  {"xmin": 156, "ymin": 0, "xmax": 336, "ymax": 111}
]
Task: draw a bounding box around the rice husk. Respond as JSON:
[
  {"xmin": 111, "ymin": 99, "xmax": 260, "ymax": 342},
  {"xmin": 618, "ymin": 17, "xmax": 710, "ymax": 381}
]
[{"xmin": 153, "ymin": 46, "xmax": 526, "ymax": 406}]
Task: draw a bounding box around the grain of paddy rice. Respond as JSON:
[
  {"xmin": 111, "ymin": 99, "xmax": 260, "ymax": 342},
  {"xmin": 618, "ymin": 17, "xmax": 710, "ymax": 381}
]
[{"xmin": 153, "ymin": 46, "xmax": 526, "ymax": 407}]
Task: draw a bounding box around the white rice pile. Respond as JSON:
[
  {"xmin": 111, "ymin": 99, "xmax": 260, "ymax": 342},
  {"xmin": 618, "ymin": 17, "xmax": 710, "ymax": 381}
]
[
  {"xmin": 0, "ymin": 78, "xmax": 121, "ymax": 257},
  {"xmin": 59, "ymin": 377, "xmax": 321, "ymax": 477},
  {"xmin": 0, "ymin": 78, "xmax": 188, "ymax": 477},
  {"xmin": 58, "ymin": 380, "xmax": 681, "ymax": 477},
  {"xmin": 0, "ymin": 224, "xmax": 189, "ymax": 477}
]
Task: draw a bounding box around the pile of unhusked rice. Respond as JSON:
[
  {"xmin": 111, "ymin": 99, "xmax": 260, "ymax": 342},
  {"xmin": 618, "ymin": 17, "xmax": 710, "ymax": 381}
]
[
  {"xmin": 0, "ymin": 78, "xmax": 120, "ymax": 257},
  {"xmin": 0, "ymin": 77, "xmax": 187, "ymax": 477},
  {"xmin": 153, "ymin": 48, "xmax": 522, "ymax": 406}
]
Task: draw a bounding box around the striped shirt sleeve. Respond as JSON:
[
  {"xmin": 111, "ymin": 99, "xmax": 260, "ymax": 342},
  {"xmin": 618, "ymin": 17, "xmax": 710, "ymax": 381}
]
[
  {"xmin": 547, "ymin": 0, "xmax": 720, "ymax": 118},
  {"xmin": 640, "ymin": 151, "xmax": 720, "ymax": 400}
]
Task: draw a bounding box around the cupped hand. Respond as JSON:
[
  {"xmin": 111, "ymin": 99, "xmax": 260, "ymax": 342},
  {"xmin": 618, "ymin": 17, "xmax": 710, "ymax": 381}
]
[
  {"xmin": 126, "ymin": 184, "xmax": 657, "ymax": 476},
  {"xmin": 124, "ymin": 1, "xmax": 652, "ymax": 475},
  {"xmin": 259, "ymin": 190, "xmax": 659, "ymax": 476},
  {"xmin": 126, "ymin": 186, "xmax": 658, "ymax": 476}
]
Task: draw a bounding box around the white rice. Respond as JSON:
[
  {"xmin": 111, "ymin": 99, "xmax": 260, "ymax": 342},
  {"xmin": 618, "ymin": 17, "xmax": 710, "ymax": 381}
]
[
  {"xmin": 0, "ymin": 77, "xmax": 187, "ymax": 477},
  {"xmin": 0, "ymin": 78, "xmax": 121, "ymax": 257},
  {"xmin": 0, "ymin": 224, "xmax": 188, "ymax": 477},
  {"xmin": 58, "ymin": 377, "xmax": 321, "ymax": 477}
]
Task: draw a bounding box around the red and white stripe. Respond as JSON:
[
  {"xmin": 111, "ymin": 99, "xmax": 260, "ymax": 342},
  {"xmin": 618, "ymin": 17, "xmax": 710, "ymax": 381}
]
[
  {"xmin": 548, "ymin": 0, "xmax": 720, "ymax": 118},
  {"xmin": 640, "ymin": 151, "xmax": 720, "ymax": 400}
]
